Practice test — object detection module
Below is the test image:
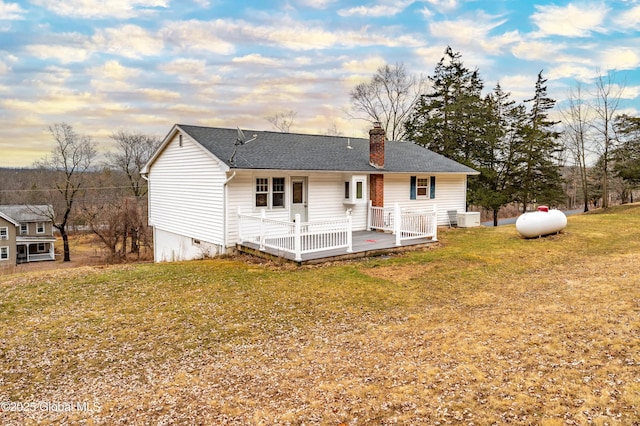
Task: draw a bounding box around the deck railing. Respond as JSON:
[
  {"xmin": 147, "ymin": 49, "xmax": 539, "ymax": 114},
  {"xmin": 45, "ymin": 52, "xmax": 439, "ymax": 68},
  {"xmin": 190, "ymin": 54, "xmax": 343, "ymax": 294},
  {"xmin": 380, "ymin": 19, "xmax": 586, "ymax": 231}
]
[
  {"xmin": 369, "ymin": 202, "xmax": 438, "ymax": 245},
  {"xmin": 17, "ymin": 252, "xmax": 55, "ymax": 263},
  {"xmin": 368, "ymin": 205, "xmax": 395, "ymax": 232},
  {"xmin": 238, "ymin": 210, "xmax": 352, "ymax": 262}
]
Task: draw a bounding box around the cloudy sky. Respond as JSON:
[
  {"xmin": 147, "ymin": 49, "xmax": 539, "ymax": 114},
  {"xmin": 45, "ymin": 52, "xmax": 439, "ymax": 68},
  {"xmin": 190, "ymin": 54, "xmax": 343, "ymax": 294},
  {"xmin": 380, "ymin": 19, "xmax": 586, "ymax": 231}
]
[{"xmin": 1, "ymin": 0, "xmax": 639, "ymax": 167}]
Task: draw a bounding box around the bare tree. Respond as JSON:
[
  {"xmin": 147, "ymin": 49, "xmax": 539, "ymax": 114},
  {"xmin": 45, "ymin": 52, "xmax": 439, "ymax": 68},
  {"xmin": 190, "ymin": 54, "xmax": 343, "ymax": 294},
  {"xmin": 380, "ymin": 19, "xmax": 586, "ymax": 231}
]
[
  {"xmin": 82, "ymin": 194, "xmax": 142, "ymax": 261},
  {"xmin": 348, "ymin": 62, "xmax": 427, "ymax": 141},
  {"xmin": 559, "ymin": 83, "xmax": 594, "ymax": 211},
  {"xmin": 323, "ymin": 121, "xmax": 343, "ymax": 136},
  {"xmin": 266, "ymin": 110, "xmax": 297, "ymax": 132},
  {"xmin": 105, "ymin": 130, "xmax": 161, "ymax": 198},
  {"xmin": 104, "ymin": 130, "xmax": 160, "ymax": 256},
  {"xmin": 35, "ymin": 123, "xmax": 97, "ymax": 262},
  {"xmin": 592, "ymin": 70, "xmax": 625, "ymax": 208}
]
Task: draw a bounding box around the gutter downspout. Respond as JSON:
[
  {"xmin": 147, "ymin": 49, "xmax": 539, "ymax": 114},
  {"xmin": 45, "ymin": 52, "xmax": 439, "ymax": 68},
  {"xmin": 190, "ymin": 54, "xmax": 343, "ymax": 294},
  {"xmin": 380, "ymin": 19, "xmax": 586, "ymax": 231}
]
[
  {"xmin": 141, "ymin": 172, "xmax": 150, "ymax": 225},
  {"xmin": 140, "ymin": 172, "xmax": 156, "ymax": 262},
  {"xmin": 222, "ymin": 171, "xmax": 236, "ymax": 253}
]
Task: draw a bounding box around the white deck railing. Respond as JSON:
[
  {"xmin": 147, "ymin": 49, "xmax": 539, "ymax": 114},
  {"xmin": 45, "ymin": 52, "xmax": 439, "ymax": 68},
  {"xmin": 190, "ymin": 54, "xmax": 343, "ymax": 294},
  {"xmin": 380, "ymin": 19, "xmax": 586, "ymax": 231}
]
[
  {"xmin": 369, "ymin": 202, "xmax": 438, "ymax": 245},
  {"xmin": 368, "ymin": 205, "xmax": 395, "ymax": 232},
  {"xmin": 396, "ymin": 205, "xmax": 438, "ymax": 244},
  {"xmin": 238, "ymin": 210, "xmax": 352, "ymax": 262},
  {"xmin": 17, "ymin": 252, "xmax": 55, "ymax": 263}
]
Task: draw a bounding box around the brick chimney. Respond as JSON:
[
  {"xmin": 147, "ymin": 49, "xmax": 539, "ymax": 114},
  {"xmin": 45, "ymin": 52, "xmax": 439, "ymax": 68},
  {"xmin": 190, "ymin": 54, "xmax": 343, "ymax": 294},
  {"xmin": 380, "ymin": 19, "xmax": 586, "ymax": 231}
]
[
  {"xmin": 369, "ymin": 122, "xmax": 385, "ymax": 207},
  {"xmin": 369, "ymin": 121, "xmax": 385, "ymax": 169}
]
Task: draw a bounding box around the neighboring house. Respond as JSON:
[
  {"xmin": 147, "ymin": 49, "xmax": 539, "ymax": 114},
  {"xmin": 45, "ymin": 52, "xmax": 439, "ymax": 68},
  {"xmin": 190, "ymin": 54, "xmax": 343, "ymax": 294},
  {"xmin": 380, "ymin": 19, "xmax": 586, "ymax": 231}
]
[
  {"xmin": 0, "ymin": 205, "xmax": 56, "ymax": 265},
  {"xmin": 142, "ymin": 123, "xmax": 479, "ymax": 262}
]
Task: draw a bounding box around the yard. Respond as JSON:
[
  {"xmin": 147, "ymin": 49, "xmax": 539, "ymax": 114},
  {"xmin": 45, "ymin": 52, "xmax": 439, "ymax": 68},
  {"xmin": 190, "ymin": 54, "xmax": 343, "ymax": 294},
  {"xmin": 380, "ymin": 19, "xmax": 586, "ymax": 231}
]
[{"xmin": 0, "ymin": 205, "xmax": 638, "ymax": 425}]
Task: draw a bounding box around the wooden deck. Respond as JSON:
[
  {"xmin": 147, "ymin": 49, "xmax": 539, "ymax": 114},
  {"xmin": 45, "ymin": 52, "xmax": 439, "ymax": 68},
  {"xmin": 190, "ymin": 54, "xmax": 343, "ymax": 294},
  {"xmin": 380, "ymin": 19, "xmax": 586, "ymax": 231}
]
[{"xmin": 237, "ymin": 230, "xmax": 436, "ymax": 265}]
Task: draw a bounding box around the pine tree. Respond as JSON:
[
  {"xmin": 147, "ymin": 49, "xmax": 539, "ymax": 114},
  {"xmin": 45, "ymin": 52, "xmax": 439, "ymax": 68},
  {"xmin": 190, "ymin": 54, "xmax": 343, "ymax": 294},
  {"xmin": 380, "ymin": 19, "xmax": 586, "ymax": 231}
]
[
  {"xmin": 612, "ymin": 114, "xmax": 640, "ymax": 188},
  {"xmin": 405, "ymin": 47, "xmax": 485, "ymax": 166},
  {"xmin": 472, "ymin": 83, "xmax": 526, "ymax": 225},
  {"xmin": 513, "ymin": 71, "xmax": 565, "ymax": 212}
]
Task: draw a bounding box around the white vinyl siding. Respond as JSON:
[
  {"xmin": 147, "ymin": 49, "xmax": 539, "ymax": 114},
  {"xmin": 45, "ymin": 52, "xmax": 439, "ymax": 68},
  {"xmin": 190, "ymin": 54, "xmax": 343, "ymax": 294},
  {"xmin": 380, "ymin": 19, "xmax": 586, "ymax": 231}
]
[
  {"xmin": 148, "ymin": 132, "xmax": 227, "ymax": 255},
  {"xmin": 307, "ymin": 173, "xmax": 368, "ymax": 230},
  {"xmin": 384, "ymin": 174, "xmax": 467, "ymax": 226},
  {"xmin": 226, "ymin": 171, "xmax": 368, "ymax": 245}
]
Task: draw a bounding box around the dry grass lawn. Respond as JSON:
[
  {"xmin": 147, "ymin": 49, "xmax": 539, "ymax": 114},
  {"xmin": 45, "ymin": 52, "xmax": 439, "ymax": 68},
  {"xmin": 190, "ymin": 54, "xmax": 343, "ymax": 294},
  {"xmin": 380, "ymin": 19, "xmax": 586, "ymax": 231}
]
[{"xmin": 0, "ymin": 205, "xmax": 638, "ymax": 425}]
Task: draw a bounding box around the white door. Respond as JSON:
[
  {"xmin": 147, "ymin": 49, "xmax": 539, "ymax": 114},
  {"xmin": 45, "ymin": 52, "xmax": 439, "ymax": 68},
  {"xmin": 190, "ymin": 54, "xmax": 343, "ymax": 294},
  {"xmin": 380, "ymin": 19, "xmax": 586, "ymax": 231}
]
[{"xmin": 290, "ymin": 177, "xmax": 308, "ymax": 222}]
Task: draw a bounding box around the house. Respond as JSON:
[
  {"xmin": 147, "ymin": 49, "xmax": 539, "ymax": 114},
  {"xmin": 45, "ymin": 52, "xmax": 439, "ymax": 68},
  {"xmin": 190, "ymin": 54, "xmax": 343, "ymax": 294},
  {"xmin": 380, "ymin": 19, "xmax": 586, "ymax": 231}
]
[
  {"xmin": 142, "ymin": 123, "xmax": 479, "ymax": 263},
  {"xmin": 0, "ymin": 205, "xmax": 56, "ymax": 265}
]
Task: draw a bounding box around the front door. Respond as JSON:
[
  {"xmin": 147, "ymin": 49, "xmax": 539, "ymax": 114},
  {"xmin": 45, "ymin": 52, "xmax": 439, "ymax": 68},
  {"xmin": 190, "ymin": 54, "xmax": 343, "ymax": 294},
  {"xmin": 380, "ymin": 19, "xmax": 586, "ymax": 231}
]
[
  {"xmin": 290, "ymin": 177, "xmax": 308, "ymax": 222},
  {"xmin": 17, "ymin": 245, "xmax": 27, "ymax": 264}
]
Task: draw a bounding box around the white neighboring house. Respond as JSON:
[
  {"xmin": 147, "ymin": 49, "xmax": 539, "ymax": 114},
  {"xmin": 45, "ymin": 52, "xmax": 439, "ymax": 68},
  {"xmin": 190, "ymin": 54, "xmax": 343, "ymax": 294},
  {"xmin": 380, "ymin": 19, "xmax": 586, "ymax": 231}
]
[{"xmin": 142, "ymin": 122, "xmax": 478, "ymax": 262}]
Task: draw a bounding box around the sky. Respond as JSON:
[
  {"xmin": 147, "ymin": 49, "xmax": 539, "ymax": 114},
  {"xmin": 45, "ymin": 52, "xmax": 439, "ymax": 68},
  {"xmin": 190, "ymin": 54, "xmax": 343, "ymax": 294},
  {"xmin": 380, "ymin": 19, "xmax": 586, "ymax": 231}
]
[{"xmin": 0, "ymin": 0, "xmax": 639, "ymax": 168}]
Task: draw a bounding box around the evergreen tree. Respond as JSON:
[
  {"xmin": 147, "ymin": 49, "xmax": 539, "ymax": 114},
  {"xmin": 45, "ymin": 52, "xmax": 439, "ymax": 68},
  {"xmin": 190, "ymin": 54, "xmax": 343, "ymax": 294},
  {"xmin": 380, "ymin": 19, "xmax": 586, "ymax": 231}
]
[
  {"xmin": 612, "ymin": 114, "xmax": 640, "ymax": 189},
  {"xmin": 472, "ymin": 83, "xmax": 526, "ymax": 225},
  {"xmin": 512, "ymin": 71, "xmax": 565, "ymax": 212},
  {"xmin": 405, "ymin": 47, "xmax": 486, "ymax": 166}
]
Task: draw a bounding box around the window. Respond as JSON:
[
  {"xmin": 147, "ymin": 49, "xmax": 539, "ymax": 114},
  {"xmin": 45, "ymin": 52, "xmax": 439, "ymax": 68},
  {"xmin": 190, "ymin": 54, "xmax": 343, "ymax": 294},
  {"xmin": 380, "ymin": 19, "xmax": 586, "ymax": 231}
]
[
  {"xmin": 255, "ymin": 177, "xmax": 285, "ymax": 209},
  {"xmin": 410, "ymin": 176, "xmax": 436, "ymax": 200},
  {"xmin": 255, "ymin": 178, "xmax": 269, "ymax": 207},
  {"xmin": 179, "ymin": 134, "xmax": 183, "ymax": 147},
  {"xmin": 20, "ymin": 224, "xmax": 28, "ymax": 234},
  {"xmin": 37, "ymin": 223, "xmax": 45, "ymax": 234},
  {"xmin": 37, "ymin": 243, "xmax": 46, "ymax": 252},
  {"xmin": 272, "ymin": 177, "xmax": 285, "ymax": 208},
  {"xmin": 0, "ymin": 247, "xmax": 8, "ymax": 260},
  {"xmin": 344, "ymin": 175, "xmax": 367, "ymax": 204},
  {"xmin": 416, "ymin": 178, "xmax": 430, "ymax": 197},
  {"xmin": 293, "ymin": 181, "xmax": 304, "ymax": 204},
  {"xmin": 0, "ymin": 227, "xmax": 7, "ymax": 240}
]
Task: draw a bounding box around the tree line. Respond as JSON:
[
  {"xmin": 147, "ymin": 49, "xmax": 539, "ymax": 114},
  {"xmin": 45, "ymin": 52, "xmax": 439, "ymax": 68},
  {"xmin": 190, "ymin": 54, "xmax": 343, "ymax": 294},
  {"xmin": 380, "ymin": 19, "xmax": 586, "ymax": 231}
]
[
  {"xmin": 0, "ymin": 126, "xmax": 161, "ymax": 262},
  {"xmin": 4, "ymin": 46, "xmax": 639, "ymax": 259},
  {"xmin": 350, "ymin": 47, "xmax": 640, "ymax": 225}
]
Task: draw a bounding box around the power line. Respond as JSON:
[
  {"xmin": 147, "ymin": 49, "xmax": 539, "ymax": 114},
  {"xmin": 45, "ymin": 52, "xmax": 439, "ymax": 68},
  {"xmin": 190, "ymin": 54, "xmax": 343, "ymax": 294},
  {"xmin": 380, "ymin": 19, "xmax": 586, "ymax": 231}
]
[{"xmin": 0, "ymin": 185, "xmax": 142, "ymax": 193}]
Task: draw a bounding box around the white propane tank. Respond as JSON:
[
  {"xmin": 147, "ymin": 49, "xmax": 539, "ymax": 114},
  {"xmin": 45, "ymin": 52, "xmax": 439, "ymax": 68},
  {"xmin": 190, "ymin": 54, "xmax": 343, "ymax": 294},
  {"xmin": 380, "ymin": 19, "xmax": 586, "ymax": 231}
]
[{"xmin": 515, "ymin": 206, "xmax": 567, "ymax": 238}]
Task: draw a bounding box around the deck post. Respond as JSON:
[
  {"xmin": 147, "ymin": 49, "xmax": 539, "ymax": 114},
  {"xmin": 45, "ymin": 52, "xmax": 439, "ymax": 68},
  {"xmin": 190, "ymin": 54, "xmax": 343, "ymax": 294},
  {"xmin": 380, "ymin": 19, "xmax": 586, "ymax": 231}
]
[
  {"xmin": 346, "ymin": 212, "xmax": 353, "ymax": 253},
  {"xmin": 366, "ymin": 200, "xmax": 372, "ymax": 231},
  {"xmin": 394, "ymin": 203, "xmax": 402, "ymax": 246},
  {"xmin": 432, "ymin": 204, "xmax": 438, "ymax": 241},
  {"xmin": 259, "ymin": 209, "xmax": 266, "ymax": 251},
  {"xmin": 294, "ymin": 214, "xmax": 302, "ymax": 261}
]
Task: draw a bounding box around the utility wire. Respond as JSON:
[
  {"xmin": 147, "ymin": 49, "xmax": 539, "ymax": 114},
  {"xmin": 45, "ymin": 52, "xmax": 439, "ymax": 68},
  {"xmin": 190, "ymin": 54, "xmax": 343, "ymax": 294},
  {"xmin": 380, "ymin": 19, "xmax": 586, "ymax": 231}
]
[{"xmin": 0, "ymin": 185, "xmax": 141, "ymax": 193}]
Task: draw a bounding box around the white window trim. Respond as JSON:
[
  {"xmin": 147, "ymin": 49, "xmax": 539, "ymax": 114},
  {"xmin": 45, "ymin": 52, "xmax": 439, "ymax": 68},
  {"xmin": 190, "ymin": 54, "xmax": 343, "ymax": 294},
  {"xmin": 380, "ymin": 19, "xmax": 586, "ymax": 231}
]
[
  {"xmin": 0, "ymin": 246, "xmax": 8, "ymax": 260},
  {"xmin": 416, "ymin": 177, "xmax": 431, "ymax": 199},
  {"xmin": 0, "ymin": 227, "xmax": 8, "ymax": 240},
  {"xmin": 343, "ymin": 175, "xmax": 367, "ymax": 204},
  {"xmin": 36, "ymin": 222, "xmax": 45, "ymax": 234},
  {"xmin": 254, "ymin": 176, "xmax": 287, "ymax": 210},
  {"xmin": 20, "ymin": 224, "xmax": 28, "ymax": 234}
]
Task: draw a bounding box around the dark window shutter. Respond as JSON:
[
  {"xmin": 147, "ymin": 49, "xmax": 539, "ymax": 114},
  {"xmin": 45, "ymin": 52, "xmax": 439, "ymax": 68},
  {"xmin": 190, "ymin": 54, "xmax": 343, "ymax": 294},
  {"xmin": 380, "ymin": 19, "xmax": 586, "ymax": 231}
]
[
  {"xmin": 430, "ymin": 176, "xmax": 436, "ymax": 199},
  {"xmin": 410, "ymin": 176, "xmax": 417, "ymax": 200}
]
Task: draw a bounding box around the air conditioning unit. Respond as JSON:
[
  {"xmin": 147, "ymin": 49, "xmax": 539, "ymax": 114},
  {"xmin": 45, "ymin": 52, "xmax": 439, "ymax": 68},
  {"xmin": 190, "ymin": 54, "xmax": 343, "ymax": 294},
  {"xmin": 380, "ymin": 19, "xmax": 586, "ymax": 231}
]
[{"xmin": 457, "ymin": 212, "xmax": 481, "ymax": 228}]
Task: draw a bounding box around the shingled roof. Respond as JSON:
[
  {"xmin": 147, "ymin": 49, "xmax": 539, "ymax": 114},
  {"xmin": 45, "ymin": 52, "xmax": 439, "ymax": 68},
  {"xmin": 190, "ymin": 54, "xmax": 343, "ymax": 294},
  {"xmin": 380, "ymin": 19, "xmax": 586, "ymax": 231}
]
[
  {"xmin": 0, "ymin": 205, "xmax": 52, "ymax": 223},
  {"xmin": 170, "ymin": 124, "xmax": 478, "ymax": 175}
]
